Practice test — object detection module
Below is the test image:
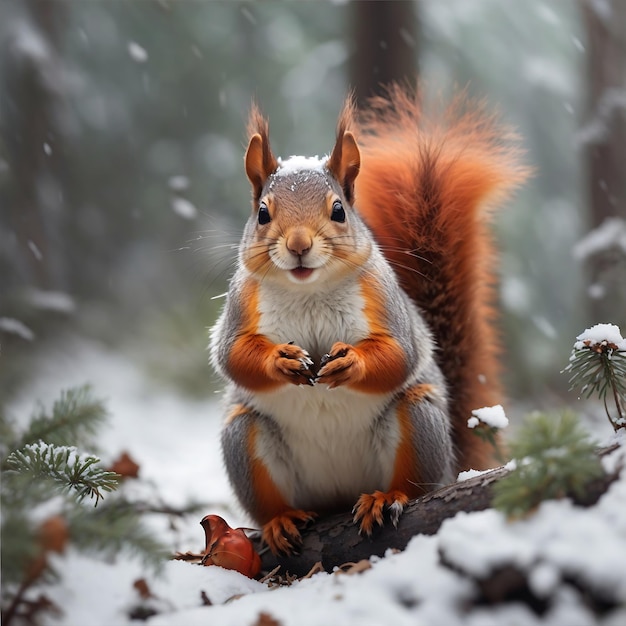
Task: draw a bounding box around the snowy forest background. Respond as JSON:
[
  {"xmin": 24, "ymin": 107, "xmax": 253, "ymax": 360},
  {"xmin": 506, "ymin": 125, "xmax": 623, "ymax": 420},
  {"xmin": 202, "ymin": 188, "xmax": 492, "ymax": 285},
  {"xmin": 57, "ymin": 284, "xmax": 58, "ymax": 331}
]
[
  {"xmin": 1, "ymin": 1, "xmax": 626, "ymax": 624},
  {"xmin": 3, "ymin": 0, "xmax": 626, "ymax": 412}
]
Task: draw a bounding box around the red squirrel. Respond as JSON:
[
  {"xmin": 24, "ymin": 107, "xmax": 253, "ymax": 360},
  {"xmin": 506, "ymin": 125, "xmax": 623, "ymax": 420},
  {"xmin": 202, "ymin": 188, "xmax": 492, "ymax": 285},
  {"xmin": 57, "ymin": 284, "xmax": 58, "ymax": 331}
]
[{"xmin": 210, "ymin": 85, "xmax": 528, "ymax": 555}]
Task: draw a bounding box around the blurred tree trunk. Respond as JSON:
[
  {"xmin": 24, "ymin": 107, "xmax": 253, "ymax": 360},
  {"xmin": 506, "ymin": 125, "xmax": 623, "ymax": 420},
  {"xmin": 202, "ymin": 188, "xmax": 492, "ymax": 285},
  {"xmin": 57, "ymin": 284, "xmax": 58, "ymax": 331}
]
[
  {"xmin": 580, "ymin": 0, "xmax": 626, "ymax": 322},
  {"xmin": 348, "ymin": 0, "xmax": 419, "ymax": 105},
  {"xmin": 4, "ymin": 0, "xmax": 66, "ymax": 290}
]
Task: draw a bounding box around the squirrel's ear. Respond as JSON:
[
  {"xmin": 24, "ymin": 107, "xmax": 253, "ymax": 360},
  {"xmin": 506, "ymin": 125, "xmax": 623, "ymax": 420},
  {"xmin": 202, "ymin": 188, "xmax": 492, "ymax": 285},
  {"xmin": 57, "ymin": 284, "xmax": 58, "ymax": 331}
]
[
  {"xmin": 327, "ymin": 131, "xmax": 360, "ymax": 204},
  {"xmin": 245, "ymin": 133, "xmax": 278, "ymax": 203}
]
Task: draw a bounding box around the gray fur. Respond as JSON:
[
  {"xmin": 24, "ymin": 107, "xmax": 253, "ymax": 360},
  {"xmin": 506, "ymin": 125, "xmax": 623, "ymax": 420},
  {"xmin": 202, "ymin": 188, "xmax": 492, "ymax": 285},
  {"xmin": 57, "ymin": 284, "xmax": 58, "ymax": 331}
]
[{"xmin": 220, "ymin": 412, "xmax": 255, "ymax": 513}]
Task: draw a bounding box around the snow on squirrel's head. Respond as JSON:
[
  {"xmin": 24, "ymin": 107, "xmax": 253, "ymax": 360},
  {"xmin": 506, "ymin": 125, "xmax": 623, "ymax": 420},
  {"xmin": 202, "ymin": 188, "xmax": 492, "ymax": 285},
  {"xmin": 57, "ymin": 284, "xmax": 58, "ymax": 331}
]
[
  {"xmin": 263, "ymin": 155, "xmax": 335, "ymax": 199},
  {"xmin": 244, "ymin": 100, "xmax": 361, "ymax": 206}
]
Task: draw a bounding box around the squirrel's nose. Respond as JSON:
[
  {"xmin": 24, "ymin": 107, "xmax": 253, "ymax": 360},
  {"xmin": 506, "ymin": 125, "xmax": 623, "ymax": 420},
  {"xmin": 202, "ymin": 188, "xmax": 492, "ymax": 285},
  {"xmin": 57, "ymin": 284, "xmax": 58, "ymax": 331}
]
[{"xmin": 286, "ymin": 231, "xmax": 312, "ymax": 257}]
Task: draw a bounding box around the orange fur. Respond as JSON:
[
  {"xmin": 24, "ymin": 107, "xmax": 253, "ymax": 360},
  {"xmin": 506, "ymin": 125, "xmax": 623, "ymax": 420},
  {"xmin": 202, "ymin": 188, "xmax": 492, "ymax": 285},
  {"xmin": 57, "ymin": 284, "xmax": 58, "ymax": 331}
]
[
  {"xmin": 353, "ymin": 383, "xmax": 436, "ymax": 535},
  {"xmin": 246, "ymin": 421, "xmax": 290, "ymax": 523},
  {"xmin": 325, "ymin": 275, "xmax": 408, "ymax": 393},
  {"xmin": 389, "ymin": 384, "xmax": 435, "ymax": 497},
  {"xmin": 353, "ymin": 490, "xmax": 410, "ymax": 536},
  {"xmin": 352, "ymin": 86, "xmax": 530, "ymax": 471},
  {"xmin": 261, "ymin": 510, "xmax": 316, "ymax": 555},
  {"xmin": 224, "ymin": 403, "xmax": 251, "ymax": 426},
  {"xmin": 246, "ymin": 422, "xmax": 314, "ymax": 554},
  {"xmin": 226, "ymin": 281, "xmax": 280, "ymax": 391},
  {"xmin": 226, "ymin": 281, "xmax": 314, "ymax": 390},
  {"xmin": 246, "ymin": 104, "xmax": 278, "ymax": 203}
]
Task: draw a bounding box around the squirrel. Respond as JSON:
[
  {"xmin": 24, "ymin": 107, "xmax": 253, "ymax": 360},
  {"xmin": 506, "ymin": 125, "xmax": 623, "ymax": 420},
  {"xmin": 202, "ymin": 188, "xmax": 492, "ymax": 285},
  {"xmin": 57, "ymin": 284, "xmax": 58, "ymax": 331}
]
[{"xmin": 210, "ymin": 85, "xmax": 528, "ymax": 555}]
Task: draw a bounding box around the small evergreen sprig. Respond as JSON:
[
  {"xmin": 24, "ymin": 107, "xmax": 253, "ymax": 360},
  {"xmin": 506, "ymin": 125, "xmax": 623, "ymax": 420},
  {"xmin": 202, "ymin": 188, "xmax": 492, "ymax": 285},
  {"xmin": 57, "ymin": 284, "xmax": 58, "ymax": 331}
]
[
  {"xmin": 10, "ymin": 385, "xmax": 109, "ymax": 452},
  {"xmin": 1, "ymin": 385, "xmax": 169, "ymax": 626},
  {"xmin": 493, "ymin": 411, "xmax": 604, "ymax": 519},
  {"xmin": 564, "ymin": 323, "xmax": 626, "ymax": 431},
  {"xmin": 5, "ymin": 442, "xmax": 119, "ymax": 505}
]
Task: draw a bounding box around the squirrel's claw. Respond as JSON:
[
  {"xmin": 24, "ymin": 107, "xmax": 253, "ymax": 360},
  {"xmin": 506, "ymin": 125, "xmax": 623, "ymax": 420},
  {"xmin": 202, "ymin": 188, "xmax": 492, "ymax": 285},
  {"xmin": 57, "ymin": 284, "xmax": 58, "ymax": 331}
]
[
  {"xmin": 320, "ymin": 346, "xmax": 349, "ymax": 368},
  {"xmin": 262, "ymin": 510, "xmax": 317, "ymax": 556},
  {"xmin": 352, "ymin": 490, "xmax": 410, "ymax": 536},
  {"xmin": 317, "ymin": 343, "xmax": 360, "ymax": 388},
  {"xmin": 275, "ymin": 344, "xmax": 316, "ymax": 386}
]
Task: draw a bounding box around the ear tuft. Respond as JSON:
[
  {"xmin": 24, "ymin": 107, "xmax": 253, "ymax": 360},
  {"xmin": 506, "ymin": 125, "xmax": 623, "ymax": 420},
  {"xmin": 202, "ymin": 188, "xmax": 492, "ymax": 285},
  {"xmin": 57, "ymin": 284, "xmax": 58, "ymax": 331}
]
[
  {"xmin": 327, "ymin": 97, "xmax": 360, "ymax": 203},
  {"xmin": 327, "ymin": 130, "xmax": 361, "ymax": 204},
  {"xmin": 245, "ymin": 104, "xmax": 278, "ymax": 202}
]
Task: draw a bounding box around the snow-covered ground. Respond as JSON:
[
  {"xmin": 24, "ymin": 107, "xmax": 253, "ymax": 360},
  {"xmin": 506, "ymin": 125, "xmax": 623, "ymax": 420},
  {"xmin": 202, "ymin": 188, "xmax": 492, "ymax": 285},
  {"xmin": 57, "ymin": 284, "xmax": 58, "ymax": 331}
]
[{"xmin": 7, "ymin": 337, "xmax": 626, "ymax": 626}]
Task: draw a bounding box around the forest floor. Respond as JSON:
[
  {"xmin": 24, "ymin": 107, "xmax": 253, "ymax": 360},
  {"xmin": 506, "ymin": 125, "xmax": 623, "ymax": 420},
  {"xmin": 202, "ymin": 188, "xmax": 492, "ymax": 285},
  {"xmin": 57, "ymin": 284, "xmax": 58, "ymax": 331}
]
[{"xmin": 7, "ymin": 336, "xmax": 626, "ymax": 626}]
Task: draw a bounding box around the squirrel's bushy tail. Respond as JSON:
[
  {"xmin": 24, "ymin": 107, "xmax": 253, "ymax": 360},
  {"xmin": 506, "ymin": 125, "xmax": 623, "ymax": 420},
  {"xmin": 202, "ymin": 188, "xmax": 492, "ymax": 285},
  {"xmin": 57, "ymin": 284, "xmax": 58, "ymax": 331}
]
[{"xmin": 353, "ymin": 85, "xmax": 530, "ymax": 471}]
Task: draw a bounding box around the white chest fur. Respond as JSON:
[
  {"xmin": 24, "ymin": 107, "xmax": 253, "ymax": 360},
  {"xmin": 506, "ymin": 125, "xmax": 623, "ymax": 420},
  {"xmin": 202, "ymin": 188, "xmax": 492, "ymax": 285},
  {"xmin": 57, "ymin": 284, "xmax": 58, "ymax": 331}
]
[
  {"xmin": 249, "ymin": 280, "xmax": 400, "ymax": 509},
  {"xmin": 257, "ymin": 279, "xmax": 369, "ymax": 361}
]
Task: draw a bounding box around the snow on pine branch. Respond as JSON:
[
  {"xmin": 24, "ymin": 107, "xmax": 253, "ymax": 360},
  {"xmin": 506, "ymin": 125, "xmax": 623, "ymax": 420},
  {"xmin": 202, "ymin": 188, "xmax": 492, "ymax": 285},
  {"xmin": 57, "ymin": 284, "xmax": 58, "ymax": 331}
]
[
  {"xmin": 6, "ymin": 441, "xmax": 119, "ymax": 505},
  {"xmin": 565, "ymin": 323, "xmax": 626, "ymax": 431},
  {"xmin": 467, "ymin": 404, "xmax": 509, "ymax": 430}
]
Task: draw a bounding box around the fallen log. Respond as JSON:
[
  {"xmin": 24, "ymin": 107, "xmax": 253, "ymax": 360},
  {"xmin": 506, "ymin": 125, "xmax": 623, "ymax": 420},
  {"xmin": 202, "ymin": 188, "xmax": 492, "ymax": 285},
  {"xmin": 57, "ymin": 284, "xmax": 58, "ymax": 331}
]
[{"xmin": 255, "ymin": 445, "xmax": 620, "ymax": 577}]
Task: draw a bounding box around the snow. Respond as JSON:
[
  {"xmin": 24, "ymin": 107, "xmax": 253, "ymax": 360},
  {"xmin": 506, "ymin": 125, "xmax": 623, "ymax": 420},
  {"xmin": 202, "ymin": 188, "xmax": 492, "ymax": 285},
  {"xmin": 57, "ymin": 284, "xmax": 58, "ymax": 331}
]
[
  {"xmin": 18, "ymin": 441, "xmax": 94, "ymax": 467},
  {"xmin": 456, "ymin": 460, "xmax": 516, "ymax": 482},
  {"xmin": 467, "ymin": 404, "xmax": 509, "ymax": 429},
  {"xmin": 167, "ymin": 175, "xmax": 190, "ymax": 191},
  {"xmin": 170, "ymin": 197, "xmax": 198, "ymax": 220},
  {"xmin": 7, "ymin": 339, "xmax": 626, "ymax": 626},
  {"xmin": 275, "ymin": 155, "xmax": 328, "ymax": 177},
  {"xmin": 0, "ymin": 316, "xmax": 35, "ymax": 341},
  {"xmin": 27, "ymin": 239, "xmax": 43, "ymax": 261},
  {"xmin": 574, "ymin": 323, "xmax": 626, "ymax": 351},
  {"xmin": 572, "ymin": 217, "xmax": 626, "ymax": 260},
  {"xmin": 128, "ymin": 41, "xmax": 148, "ymax": 63},
  {"xmin": 11, "ymin": 20, "xmax": 50, "ymax": 62},
  {"xmin": 25, "ymin": 288, "xmax": 77, "ymax": 313}
]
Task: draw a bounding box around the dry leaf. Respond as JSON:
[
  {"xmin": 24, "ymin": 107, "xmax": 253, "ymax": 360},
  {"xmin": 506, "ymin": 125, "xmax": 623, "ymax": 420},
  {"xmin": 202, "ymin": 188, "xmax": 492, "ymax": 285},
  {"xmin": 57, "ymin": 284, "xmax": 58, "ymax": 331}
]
[
  {"xmin": 26, "ymin": 516, "xmax": 70, "ymax": 582},
  {"xmin": 133, "ymin": 578, "xmax": 153, "ymax": 599},
  {"xmin": 109, "ymin": 451, "xmax": 140, "ymax": 478},
  {"xmin": 39, "ymin": 515, "xmax": 69, "ymax": 554},
  {"xmin": 173, "ymin": 550, "xmax": 204, "ymax": 563},
  {"xmin": 302, "ymin": 561, "xmax": 325, "ymax": 579},
  {"xmin": 335, "ymin": 559, "xmax": 372, "ymax": 576},
  {"xmin": 252, "ymin": 611, "xmax": 282, "ymax": 626}
]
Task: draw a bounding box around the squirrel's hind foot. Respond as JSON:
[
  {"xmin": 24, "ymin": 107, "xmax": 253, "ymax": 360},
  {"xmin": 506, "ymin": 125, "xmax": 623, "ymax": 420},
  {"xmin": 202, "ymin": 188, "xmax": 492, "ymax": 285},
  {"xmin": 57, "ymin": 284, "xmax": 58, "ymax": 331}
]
[
  {"xmin": 352, "ymin": 490, "xmax": 410, "ymax": 536},
  {"xmin": 262, "ymin": 509, "xmax": 317, "ymax": 555}
]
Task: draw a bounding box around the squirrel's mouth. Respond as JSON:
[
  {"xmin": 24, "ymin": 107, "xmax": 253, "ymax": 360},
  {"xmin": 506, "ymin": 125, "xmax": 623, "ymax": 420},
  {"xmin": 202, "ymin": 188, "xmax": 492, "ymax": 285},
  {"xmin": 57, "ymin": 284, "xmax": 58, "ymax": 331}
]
[{"xmin": 290, "ymin": 266, "xmax": 315, "ymax": 281}]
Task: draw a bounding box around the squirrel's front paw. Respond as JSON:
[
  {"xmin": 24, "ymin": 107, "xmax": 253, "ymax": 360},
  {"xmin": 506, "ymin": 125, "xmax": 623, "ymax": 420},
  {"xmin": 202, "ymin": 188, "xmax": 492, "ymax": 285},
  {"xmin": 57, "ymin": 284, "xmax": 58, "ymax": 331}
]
[
  {"xmin": 272, "ymin": 342, "xmax": 316, "ymax": 386},
  {"xmin": 316, "ymin": 342, "xmax": 363, "ymax": 388}
]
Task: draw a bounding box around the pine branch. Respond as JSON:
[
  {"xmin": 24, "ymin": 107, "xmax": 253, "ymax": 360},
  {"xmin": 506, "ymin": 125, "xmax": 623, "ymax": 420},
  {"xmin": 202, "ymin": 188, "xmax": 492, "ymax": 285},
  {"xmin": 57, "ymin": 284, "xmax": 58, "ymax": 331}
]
[
  {"xmin": 0, "ymin": 512, "xmax": 39, "ymax": 587},
  {"xmin": 492, "ymin": 412, "xmax": 604, "ymax": 518},
  {"xmin": 5, "ymin": 442, "xmax": 119, "ymax": 505},
  {"xmin": 66, "ymin": 500, "xmax": 169, "ymax": 572},
  {"xmin": 2, "ymin": 385, "xmax": 169, "ymax": 625},
  {"xmin": 564, "ymin": 324, "xmax": 626, "ymax": 431},
  {"xmin": 10, "ymin": 385, "xmax": 109, "ymax": 454}
]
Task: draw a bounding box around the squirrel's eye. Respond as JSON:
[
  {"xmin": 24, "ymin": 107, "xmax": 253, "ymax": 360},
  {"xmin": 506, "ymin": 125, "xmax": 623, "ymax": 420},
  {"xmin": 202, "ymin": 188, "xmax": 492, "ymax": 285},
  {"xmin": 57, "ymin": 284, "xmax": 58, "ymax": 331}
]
[
  {"xmin": 331, "ymin": 200, "xmax": 346, "ymax": 223},
  {"xmin": 258, "ymin": 201, "xmax": 271, "ymax": 225}
]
